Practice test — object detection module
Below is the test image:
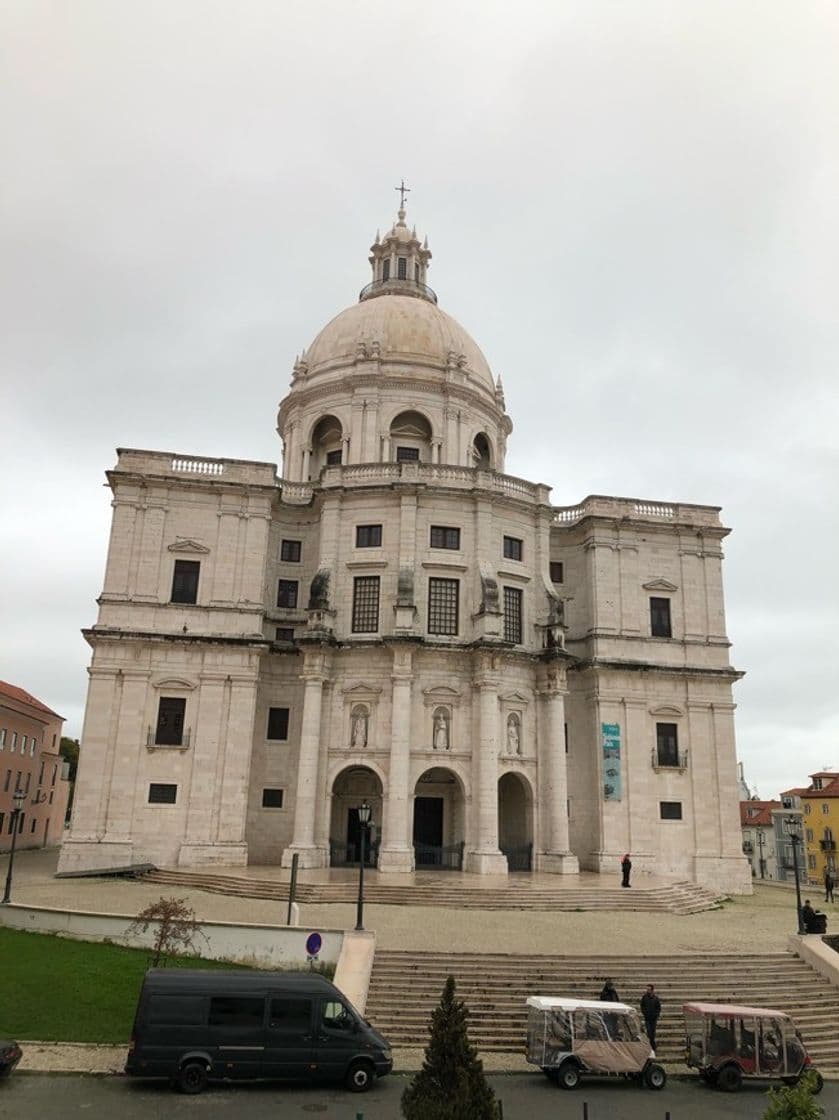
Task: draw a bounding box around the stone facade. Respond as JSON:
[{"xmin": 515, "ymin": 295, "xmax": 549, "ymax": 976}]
[{"xmin": 59, "ymin": 205, "xmax": 752, "ymax": 894}]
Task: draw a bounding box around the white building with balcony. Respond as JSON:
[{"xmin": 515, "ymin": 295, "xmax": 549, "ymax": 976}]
[{"xmin": 59, "ymin": 203, "xmax": 752, "ymax": 893}]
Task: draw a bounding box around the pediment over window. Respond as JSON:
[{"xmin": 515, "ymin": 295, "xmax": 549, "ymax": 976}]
[
  {"xmin": 168, "ymin": 539, "xmax": 210, "ymax": 554},
  {"xmin": 650, "ymin": 704, "xmax": 684, "ymax": 717},
  {"xmin": 422, "ymin": 685, "xmax": 462, "ymax": 708},
  {"xmin": 342, "ymin": 683, "xmax": 382, "ymax": 704},
  {"xmin": 642, "ymin": 578, "xmax": 678, "ymax": 592},
  {"xmin": 499, "ymin": 690, "xmax": 530, "ymax": 706},
  {"xmin": 152, "ymin": 677, "xmax": 197, "ymax": 691}
]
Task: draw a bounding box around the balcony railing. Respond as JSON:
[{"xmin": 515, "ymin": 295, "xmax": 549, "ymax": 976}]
[
  {"xmin": 742, "ymin": 842, "xmax": 754, "ymax": 854},
  {"xmin": 651, "ymin": 748, "xmax": 689, "ymax": 772},
  {"xmin": 359, "ymin": 278, "xmax": 437, "ymax": 304},
  {"xmin": 821, "ymin": 839, "xmax": 837, "ymax": 851},
  {"xmin": 146, "ymin": 728, "xmax": 191, "ymax": 749}
]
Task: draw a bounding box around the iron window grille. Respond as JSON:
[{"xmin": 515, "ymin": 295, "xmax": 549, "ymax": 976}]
[
  {"xmin": 171, "ymin": 559, "xmax": 200, "ymax": 604},
  {"xmin": 655, "ymin": 723, "xmax": 680, "ymax": 767},
  {"xmin": 503, "ymin": 586, "xmax": 523, "ymax": 644},
  {"xmin": 280, "ymin": 539, "xmax": 301, "ymax": 562},
  {"xmin": 428, "ymin": 578, "xmax": 459, "ymax": 635},
  {"xmin": 277, "ymin": 579, "xmax": 299, "ymax": 608},
  {"xmin": 325, "ymin": 449, "xmax": 342, "ymax": 465},
  {"xmin": 430, "ymin": 525, "xmax": 461, "ymax": 550},
  {"xmin": 148, "ymin": 783, "xmax": 177, "ymax": 804},
  {"xmin": 396, "ymin": 446, "xmax": 420, "ymax": 462},
  {"xmin": 660, "ymin": 801, "xmax": 683, "ymax": 820},
  {"xmin": 352, "ymin": 576, "xmax": 380, "ymax": 633},
  {"xmin": 154, "ymin": 697, "xmax": 186, "ymax": 746}
]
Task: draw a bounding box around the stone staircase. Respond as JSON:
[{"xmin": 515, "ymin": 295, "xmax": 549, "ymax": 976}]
[
  {"xmin": 365, "ymin": 950, "xmax": 839, "ymax": 1073},
  {"xmin": 141, "ymin": 869, "xmax": 721, "ymax": 915}
]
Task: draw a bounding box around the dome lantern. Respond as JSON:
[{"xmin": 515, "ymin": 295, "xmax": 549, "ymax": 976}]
[{"xmin": 361, "ymin": 184, "xmax": 435, "ymax": 304}]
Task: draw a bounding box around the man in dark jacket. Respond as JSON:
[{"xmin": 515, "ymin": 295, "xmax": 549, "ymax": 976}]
[
  {"xmin": 640, "ymin": 984, "xmax": 661, "ymax": 1050},
  {"xmin": 599, "ymin": 978, "xmax": 620, "ymax": 1002}
]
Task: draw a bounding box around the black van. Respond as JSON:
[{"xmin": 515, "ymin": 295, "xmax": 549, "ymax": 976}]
[{"xmin": 126, "ymin": 969, "xmax": 392, "ymax": 1094}]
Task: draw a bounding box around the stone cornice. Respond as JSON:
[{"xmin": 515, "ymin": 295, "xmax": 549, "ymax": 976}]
[{"xmin": 570, "ymin": 657, "xmax": 745, "ymax": 682}]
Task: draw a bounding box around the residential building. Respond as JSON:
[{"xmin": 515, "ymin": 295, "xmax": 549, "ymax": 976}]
[
  {"xmin": 800, "ymin": 772, "xmax": 839, "ymax": 887},
  {"xmin": 740, "ymin": 800, "xmax": 781, "ymax": 880}
]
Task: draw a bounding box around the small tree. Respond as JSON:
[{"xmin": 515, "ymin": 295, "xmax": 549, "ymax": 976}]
[
  {"xmin": 763, "ymin": 1072, "xmax": 824, "ymax": 1120},
  {"xmin": 402, "ymin": 975, "xmax": 499, "ymax": 1120},
  {"xmin": 126, "ymin": 896, "xmax": 207, "ymax": 966}
]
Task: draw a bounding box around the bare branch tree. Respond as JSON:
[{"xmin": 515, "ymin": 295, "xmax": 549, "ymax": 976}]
[{"xmin": 126, "ymin": 895, "xmax": 208, "ymax": 967}]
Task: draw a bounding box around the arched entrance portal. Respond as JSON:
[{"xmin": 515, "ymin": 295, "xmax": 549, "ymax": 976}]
[
  {"xmin": 330, "ymin": 766, "xmax": 382, "ymax": 867},
  {"xmin": 413, "ymin": 767, "xmax": 466, "ymax": 870},
  {"xmin": 498, "ymin": 771, "xmax": 534, "ymax": 871}
]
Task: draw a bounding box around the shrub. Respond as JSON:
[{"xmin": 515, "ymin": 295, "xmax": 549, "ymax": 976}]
[
  {"xmin": 763, "ymin": 1071, "xmax": 824, "ymax": 1120},
  {"xmin": 401, "ymin": 975, "xmax": 499, "ymax": 1120}
]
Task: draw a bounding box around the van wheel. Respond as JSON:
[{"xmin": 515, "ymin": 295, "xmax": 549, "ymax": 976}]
[
  {"xmin": 557, "ymin": 1060, "xmax": 580, "ymax": 1090},
  {"xmin": 716, "ymin": 1064, "xmax": 742, "ymax": 1093},
  {"xmin": 644, "ymin": 1063, "xmax": 666, "ymax": 1090},
  {"xmin": 177, "ymin": 1061, "xmax": 208, "ymax": 1095},
  {"xmin": 345, "ymin": 1060, "xmax": 375, "ymax": 1092}
]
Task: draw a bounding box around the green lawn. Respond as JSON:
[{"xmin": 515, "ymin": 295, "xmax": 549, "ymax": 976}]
[{"xmin": 0, "ymin": 928, "xmax": 234, "ymax": 1043}]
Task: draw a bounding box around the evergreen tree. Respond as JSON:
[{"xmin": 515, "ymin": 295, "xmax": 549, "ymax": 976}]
[{"xmin": 402, "ymin": 974, "xmax": 500, "ymax": 1120}]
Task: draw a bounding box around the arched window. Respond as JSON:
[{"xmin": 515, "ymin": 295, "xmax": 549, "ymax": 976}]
[
  {"xmin": 390, "ymin": 410, "xmax": 432, "ymax": 463},
  {"xmin": 310, "ymin": 415, "xmax": 344, "ymax": 477},
  {"xmin": 472, "ymin": 433, "xmax": 492, "ymax": 469}
]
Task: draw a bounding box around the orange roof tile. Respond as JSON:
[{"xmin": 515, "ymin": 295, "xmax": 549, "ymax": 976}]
[{"xmin": 0, "ymin": 680, "xmax": 62, "ymax": 719}]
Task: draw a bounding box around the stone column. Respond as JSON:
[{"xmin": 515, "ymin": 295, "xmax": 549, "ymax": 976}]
[
  {"xmin": 302, "ymin": 446, "xmax": 311, "ymax": 480},
  {"xmin": 379, "ymin": 646, "xmax": 415, "ymax": 872},
  {"xmin": 134, "ymin": 500, "xmax": 167, "ymax": 600},
  {"xmin": 101, "ymin": 498, "xmax": 138, "ymax": 599},
  {"xmin": 537, "ymin": 665, "xmax": 579, "ymax": 873},
  {"xmin": 282, "ymin": 649, "xmax": 329, "ymax": 868},
  {"xmin": 466, "ymin": 664, "xmax": 508, "ymax": 874}
]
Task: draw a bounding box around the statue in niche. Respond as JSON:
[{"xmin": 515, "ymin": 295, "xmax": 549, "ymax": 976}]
[
  {"xmin": 351, "ymin": 706, "xmax": 368, "ymax": 749},
  {"xmin": 433, "ymin": 708, "xmax": 450, "ymax": 751},
  {"xmin": 507, "ymin": 713, "xmax": 522, "ymax": 756}
]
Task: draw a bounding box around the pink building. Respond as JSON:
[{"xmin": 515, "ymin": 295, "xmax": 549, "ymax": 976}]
[{"xmin": 0, "ymin": 680, "xmax": 70, "ymax": 851}]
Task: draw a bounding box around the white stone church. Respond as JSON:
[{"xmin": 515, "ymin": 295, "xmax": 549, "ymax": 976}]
[{"xmin": 59, "ymin": 202, "xmax": 751, "ymax": 894}]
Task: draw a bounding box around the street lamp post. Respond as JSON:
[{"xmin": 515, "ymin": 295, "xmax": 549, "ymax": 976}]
[
  {"xmin": 2, "ymin": 788, "xmax": 27, "ymax": 905},
  {"xmin": 355, "ymin": 801, "xmax": 372, "ymax": 932},
  {"xmin": 784, "ymin": 815, "xmax": 805, "ymax": 934}
]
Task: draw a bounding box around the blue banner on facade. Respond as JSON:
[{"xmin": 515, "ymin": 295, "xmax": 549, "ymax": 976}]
[{"xmin": 602, "ymin": 722, "xmax": 622, "ymax": 801}]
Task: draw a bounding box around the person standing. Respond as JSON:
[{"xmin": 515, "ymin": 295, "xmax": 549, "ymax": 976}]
[
  {"xmin": 599, "ymin": 978, "xmax": 620, "ymax": 1002},
  {"xmin": 621, "ymin": 853, "xmax": 632, "ymax": 888},
  {"xmin": 825, "ymin": 869, "xmax": 835, "ymax": 904},
  {"xmin": 640, "ymin": 984, "xmax": 661, "ymax": 1051}
]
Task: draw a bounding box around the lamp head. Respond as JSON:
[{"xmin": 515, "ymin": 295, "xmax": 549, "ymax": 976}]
[
  {"xmin": 357, "ymin": 802, "xmax": 372, "ymax": 826},
  {"xmin": 784, "ymin": 815, "xmax": 801, "ymax": 838},
  {"xmin": 12, "ymin": 787, "xmax": 26, "ymax": 812}
]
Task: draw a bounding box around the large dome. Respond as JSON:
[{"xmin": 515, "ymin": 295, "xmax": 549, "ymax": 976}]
[{"xmin": 303, "ymin": 295, "xmax": 495, "ymax": 394}]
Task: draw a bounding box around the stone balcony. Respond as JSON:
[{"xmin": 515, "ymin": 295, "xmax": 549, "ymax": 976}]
[{"xmin": 113, "ymin": 448, "xmax": 278, "ymax": 487}]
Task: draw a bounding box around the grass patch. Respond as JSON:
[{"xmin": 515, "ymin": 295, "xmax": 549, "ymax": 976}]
[{"xmin": 0, "ymin": 928, "xmax": 234, "ymax": 1043}]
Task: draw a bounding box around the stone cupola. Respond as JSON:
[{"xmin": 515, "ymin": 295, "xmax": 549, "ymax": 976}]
[{"xmin": 363, "ymin": 204, "xmax": 434, "ymax": 304}]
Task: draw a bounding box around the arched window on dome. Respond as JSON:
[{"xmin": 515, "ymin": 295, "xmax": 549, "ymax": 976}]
[
  {"xmin": 389, "ymin": 410, "xmax": 432, "ymax": 464},
  {"xmin": 382, "ymin": 259, "xmax": 390, "ymax": 281},
  {"xmin": 309, "ymin": 415, "xmax": 344, "ymax": 478},
  {"xmin": 472, "ymin": 432, "xmax": 493, "ymax": 469}
]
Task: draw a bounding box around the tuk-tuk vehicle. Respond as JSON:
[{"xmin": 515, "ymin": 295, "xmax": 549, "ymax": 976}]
[
  {"xmin": 526, "ymin": 996, "xmax": 666, "ymax": 1091},
  {"xmin": 683, "ymin": 1002, "xmax": 824, "ymax": 1094}
]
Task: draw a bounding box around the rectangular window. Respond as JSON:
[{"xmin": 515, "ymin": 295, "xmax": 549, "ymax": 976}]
[
  {"xmin": 382, "ymin": 259, "xmax": 391, "ymax": 281},
  {"xmin": 29, "ymin": 738, "xmax": 36, "ymax": 756},
  {"xmin": 24, "ymin": 772, "xmax": 31, "ymax": 794},
  {"xmin": 823, "ymin": 804, "xmax": 830, "ymax": 815},
  {"xmin": 280, "ymin": 539, "xmax": 301, "ymax": 563},
  {"xmin": 430, "ymin": 525, "xmax": 461, "ymax": 550},
  {"xmin": 428, "ymin": 577, "xmax": 459, "ymax": 635},
  {"xmin": 504, "ymin": 586, "xmax": 523, "ymax": 644},
  {"xmin": 0, "ymin": 729, "xmax": 5, "ymax": 749},
  {"xmin": 549, "ymin": 561, "xmax": 564, "ymax": 583},
  {"xmin": 352, "ymin": 576, "xmax": 380, "ymax": 633},
  {"xmin": 650, "ymin": 597, "xmax": 672, "ymax": 638},
  {"xmin": 149, "ymin": 995, "xmax": 207, "ymax": 1027},
  {"xmin": 49, "ymin": 791, "xmax": 53, "ymax": 804},
  {"xmin": 277, "ymin": 579, "xmax": 299, "ymax": 608},
  {"xmin": 0, "ymin": 813, "xmax": 3, "ymax": 833},
  {"xmin": 30, "ymin": 817, "xmax": 37, "ymax": 834},
  {"xmin": 3, "ymin": 770, "xmax": 10, "ymax": 792},
  {"xmin": 262, "ymin": 788, "xmax": 284, "ymax": 809},
  {"xmin": 148, "ymin": 783, "xmax": 177, "ymax": 804},
  {"xmin": 503, "ymin": 535, "xmax": 523, "ymax": 561},
  {"xmin": 564, "ymin": 722, "xmax": 569, "ymax": 754},
  {"xmin": 269, "ymin": 997, "xmax": 312, "ymax": 1033},
  {"xmin": 267, "ymin": 707, "xmax": 289, "ymax": 741},
  {"xmin": 155, "ymin": 697, "xmax": 186, "ymax": 746},
  {"xmin": 397, "ymin": 256, "xmax": 407, "ymax": 279},
  {"xmin": 355, "ymin": 524, "xmax": 382, "ymax": 548},
  {"xmin": 396, "ymin": 445, "xmax": 420, "ymax": 462},
  {"xmin": 20, "ymin": 736, "xmax": 26, "ymax": 754},
  {"xmin": 51, "ymin": 765, "xmax": 57, "ymax": 785},
  {"xmin": 655, "ymin": 723, "xmax": 679, "ymax": 767},
  {"xmin": 10, "ymin": 732, "xmax": 16, "ymax": 753},
  {"xmin": 208, "ymin": 996, "xmax": 264, "ymax": 1028},
  {"xmin": 171, "ymin": 559, "xmax": 200, "ymax": 604},
  {"xmin": 660, "ymin": 801, "xmax": 683, "ymax": 820},
  {"xmin": 808, "ymin": 854, "xmax": 817, "ymax": 870},
  {"xmin": 275, "ymin": 627, "xmax": 295, "ymax": 643},
  {"xmin": 325, "ymin": 449, "xmax": 342, "ymax": 465},
  {"xmin": 806, "ymin": 828, "xmax": 814, "ymax": 842}
]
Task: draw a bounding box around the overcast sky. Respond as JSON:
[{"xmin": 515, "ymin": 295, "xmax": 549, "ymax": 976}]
[{"xmin": 2, "ymin": 1, "xmax": 836, "ymax": 799}]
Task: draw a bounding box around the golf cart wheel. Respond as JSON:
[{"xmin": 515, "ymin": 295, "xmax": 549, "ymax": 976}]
[
  {"xmin": 810, "ymin": 1070, "xmax": 824, "ymax": 1094},
  {"xmin": 345, "ymin": 1059, "xmax": 375, "ymax": 1092},
  {"xmin": 557, "ymin": 1060, "xmax": 581, "ymax": 1090},
  {"xmin": 644, "ymin": 1062, "xmax": 667, "ymax": 1090},
  {"xmin": 716, "ymin": 1063, "xmax": 742, "ymax": 1093},
  {"xmin": 176, "ymin": 1061, "xmax": 208, "ymax": 1095}
]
